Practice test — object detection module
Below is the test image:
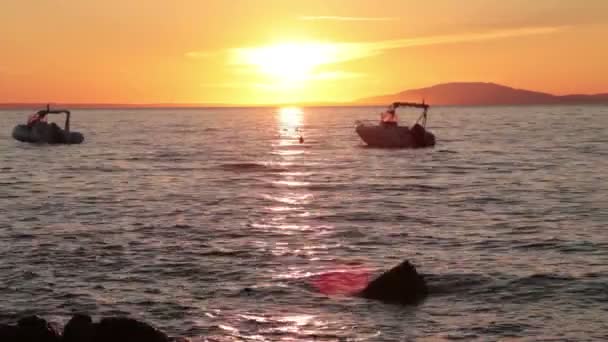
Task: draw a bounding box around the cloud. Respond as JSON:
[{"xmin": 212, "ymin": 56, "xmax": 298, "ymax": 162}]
[
  {"xmin": 227, "ymin": 42, "xmax": 381, "ymax": 68},
  {"xmin": 299, "ymin": 16, "xmax": 397, "ymax": 22},
  {"xmin": 367, "ymin": 26, "xmax": 568, "ymax": 51},
  {"xmin": 305, "ymin": 71, "xmax": 366, "ymax": 80},
  {"xmin": 186, "ymin": 26, "xmax": 568, "ymax": 90},
  {"xmin": 184, "ymin": 25, "xmax": 568, "ymax": 94},
  {"xmin": 199, "ymin": 81, "xmax": 297, "ymax": 91},
  {"xmin": 218, "ymin": 72, "xmax": 365, "ymax": 91},
  {"xmin": 185, "ymin": 51, "xmax": 217, "ymax": 58},
  {"xmin": 187, "ymin": 25, "xmax": 568, "ymax": 64},
  {"xmin": 199, "ymin": 82, "xmax": 248, "ymax": 89}
]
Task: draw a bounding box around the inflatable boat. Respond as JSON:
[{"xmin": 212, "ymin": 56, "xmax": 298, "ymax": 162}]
[
  {"xmin": 12, "ymin": 106, "xmax": 84, "ymax": 144},
  {"xmin": 355, "ymin": 102, "xmax": 435, "ymax": 148}
]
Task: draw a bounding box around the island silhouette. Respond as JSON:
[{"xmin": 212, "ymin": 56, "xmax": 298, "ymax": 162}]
[{"xmin": 356, "ymin": 82, "xmax": 608, "ymax": 106}]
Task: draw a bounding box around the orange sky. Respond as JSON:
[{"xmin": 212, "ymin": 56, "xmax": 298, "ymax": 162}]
[{"xmin": 1, "ymin": 0, "xmax": 607, "ymax": 104}]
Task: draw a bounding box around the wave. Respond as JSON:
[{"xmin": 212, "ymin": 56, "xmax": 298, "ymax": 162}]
[
  {"xmin": 65, "ymin": 165, "xmax": 125, "ymax": 172},
  {"xmin": 512, "ymin": 239, "xmax": 606, "ymax": 253},
  {"xmin": 423, "ymin": 272, "xmax": 493, "ymax": 295},
  {"xmin": 364, "ymin": 183, "xmax": 446, "ymax": 192},
  {"xmin": 218, "ymin": 162, "xmax": 288, "ymax": 173}
]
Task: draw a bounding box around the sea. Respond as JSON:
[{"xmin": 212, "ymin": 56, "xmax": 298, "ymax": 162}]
[{"xmin": 0, "ymin": 105, "xmax": 607, "ymax": 341}]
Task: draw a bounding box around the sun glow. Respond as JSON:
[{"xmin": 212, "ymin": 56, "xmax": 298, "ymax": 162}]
[{"xmin": 234, "ymin": 42, "xmax": 342, "ymax": 84}]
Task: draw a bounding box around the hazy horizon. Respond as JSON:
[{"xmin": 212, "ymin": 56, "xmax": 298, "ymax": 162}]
[{"xmin": 1, "ymin": 81, "xmax": 607, "ymax": 109}]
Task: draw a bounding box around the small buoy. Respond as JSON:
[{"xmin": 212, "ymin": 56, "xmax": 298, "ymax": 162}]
[{"xmin": 299, "ymin": 136, "xmax": 304, "ymax": 144}]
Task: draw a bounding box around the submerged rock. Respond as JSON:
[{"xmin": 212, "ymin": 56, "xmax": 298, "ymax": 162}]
[
  {"xmin": 93, "ymin": 317, "xmax": 169, "ymax": 342},
  {"xmin": 359, "ymin": 260, "xmax": 428, "ymax": 305},
  {"xmin": 16, "ymin": 315, "xmax": 61, "ymax": 342}
]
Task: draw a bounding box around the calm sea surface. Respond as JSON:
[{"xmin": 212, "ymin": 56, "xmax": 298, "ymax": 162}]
[{"xmin": 1, "ymin": 106, "xmax": 607, "ymax": 341}]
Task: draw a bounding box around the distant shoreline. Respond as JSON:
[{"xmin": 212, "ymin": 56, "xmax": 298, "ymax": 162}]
[
  {"xmin": 355, "ymin": 82, "xmax": 608, "ymax": 106},
  {"xmin": 2, "ymin": 82, "xmax": 607, "ymax": 110},
  {"xmin": 1, "ymin": 103, "xmax": 607, "ymax": 110},
  {"xmin": 0, "ymin": 103, "xmax": 348, "ymax": 110}
]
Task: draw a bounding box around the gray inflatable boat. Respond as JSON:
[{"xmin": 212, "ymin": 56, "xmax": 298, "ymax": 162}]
[
  {"xmin": 12, "ymin": 106, "xmax": 84, "ymax": 144},
  {"xmin": 356, "ymin": 102, "xmax": 435, "ymax": 148}
]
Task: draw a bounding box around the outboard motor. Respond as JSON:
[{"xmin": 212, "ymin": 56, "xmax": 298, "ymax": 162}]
[{"xmin": 411, "ymin": 123, "xmax": 427, "ymax": 147}]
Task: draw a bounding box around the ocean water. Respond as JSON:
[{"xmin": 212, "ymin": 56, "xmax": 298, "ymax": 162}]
[{"xmin": 0, "ymin": 106, "xmax": 607, "ymax": 341}]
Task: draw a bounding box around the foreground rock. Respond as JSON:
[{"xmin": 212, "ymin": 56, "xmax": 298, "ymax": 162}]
[
  {"xmin": 358, "ymin": 260, "xmax": 428, "ymax": 305},
  {"xmin": 62, "ymin": 314, "xmax": 95, "ymax": 342},
  {"xmin": 94, "ymin": 317, "xmax": 169, "ymax": 342},
  {"xmin": 0, "ymin": 314, "xmax": 171, "ymax": 342},
  {"xmin": 0, "ymin": 315, "xmax": 62, "ymax": 342},
  {"xmin": 0, "ymin": 324, "xmax": 19, "ymax": 340},
  {"xmin": 18, "ymin": 315, "xmax": 62, "ymax": 342}
]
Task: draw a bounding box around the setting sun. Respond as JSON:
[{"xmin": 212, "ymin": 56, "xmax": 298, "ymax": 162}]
[{"xmin": 233, "ymin": 42, "xmax": 341, "ymax": 86}]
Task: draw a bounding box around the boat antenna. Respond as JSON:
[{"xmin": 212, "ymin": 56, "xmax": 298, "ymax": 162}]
[
  {"xmin": 413, "ymin": 98, "xmax": 428, "ymax": 128},
  {"xmin": 422, "ymin": 98, "xmax": 428, "ymax": 128}
]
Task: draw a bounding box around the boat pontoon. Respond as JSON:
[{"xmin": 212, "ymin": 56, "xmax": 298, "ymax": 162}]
[{"xmin": 12, "ymin": 105, "xmax": 84, "ymax": 144}]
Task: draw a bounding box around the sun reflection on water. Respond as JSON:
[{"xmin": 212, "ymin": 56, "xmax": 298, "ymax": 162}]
[
  {"xmin": 248, "ymin": 106, "xmax": 342, "ymax": 309},
  {"xmin": 278, "ymin": 106, "xmax": 303, "ymax": 129}
]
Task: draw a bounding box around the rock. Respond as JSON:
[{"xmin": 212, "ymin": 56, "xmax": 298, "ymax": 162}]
[
  {"xmin": 16, "ymin": 315, "xmax": 61, "ymax": 342},
  {"xmin": 63, "ymin": 314, "xmax": 95, "ymax": 342},
  {"xmin": 93, "ymin": 317, "xmax": 169, "ymax": 342},
  {"xmin": 0, "ymin": 324, "xmax": 19, "ymax": 341},
  {"xmin": 240, "ymin": 287, "xmax": 254, "ymax": 295},
  {"xmin": 359, "ymin": 260, "xmax": 428, "ymax": 305}
]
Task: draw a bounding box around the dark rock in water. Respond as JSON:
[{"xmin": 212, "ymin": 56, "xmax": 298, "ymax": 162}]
[
  {"xmin": 16, "ymin": 315, "xmax": 61, "ymax": 342},
  {"xmin": 93, "ymin": 317, "xmax": 169, "ymax": 342},
  {"xmin": 241, "ymin": 287, "xmax": 254, "ymax": 295},
  {"xmin": 1, "ymin": 315, "xmax": 176, "ymax": 342},
  {"xmin": 359, "ymin": 260, "xmax": 428, "ymax": 305},
  {"xmin": 0, "ymin": 324, "xmax": 19, "ymax": 340},
  {"xmin": 63, "ymin": 314, "xmax": 95, "ymax": 342}
]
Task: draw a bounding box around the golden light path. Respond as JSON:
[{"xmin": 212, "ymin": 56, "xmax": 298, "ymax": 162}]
[{"xmin": 257, "ymin": 106, "xmax": 311, "ymax": 230}]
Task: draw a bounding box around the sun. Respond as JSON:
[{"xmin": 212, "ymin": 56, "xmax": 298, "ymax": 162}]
[{"xmin": 234, "ymin": 42, "xmax": 338, "ymax": 84}]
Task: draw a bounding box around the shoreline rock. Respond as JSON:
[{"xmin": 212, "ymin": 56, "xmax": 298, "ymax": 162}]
[{"xmin": 0, "ymin": 315, "xmax": 180, "ymax": 342}]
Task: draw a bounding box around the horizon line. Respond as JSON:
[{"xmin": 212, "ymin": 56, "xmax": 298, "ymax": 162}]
[
  {"xmin": 2, "ymin": 103, "xmax": 607, "ymax": 110},
  {"xmin": 1, "ymin": 81, "xmax": 607, "ymax": 109}
]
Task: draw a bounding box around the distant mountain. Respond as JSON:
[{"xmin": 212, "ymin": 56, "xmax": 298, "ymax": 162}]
[{"xmin": 356, "ymin": 82, "xmax": 608, "ymax": 106}]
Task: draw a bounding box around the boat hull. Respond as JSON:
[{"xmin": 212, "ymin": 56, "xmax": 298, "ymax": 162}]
[
  {"xmin": 356, "ymin": 124, "xmax": 435, "ymax": 148},
  {"xmin": 12, "ymin": 124, "xmax": 84, "ymax": 144}
]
